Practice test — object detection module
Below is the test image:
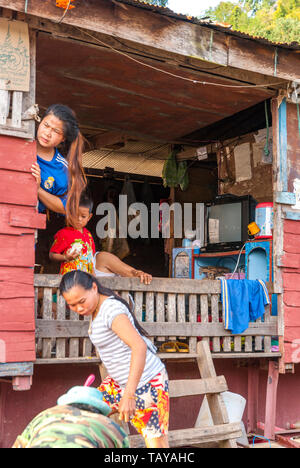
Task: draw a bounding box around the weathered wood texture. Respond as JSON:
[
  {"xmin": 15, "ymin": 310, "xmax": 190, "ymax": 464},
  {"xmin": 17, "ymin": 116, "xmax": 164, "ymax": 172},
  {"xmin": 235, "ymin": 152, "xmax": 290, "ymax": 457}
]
[
  {"xmin": 0, "ymin": 28, "xmax": 36, "ymax": 139},
  {"xmin": 34, "ymin": 275, "xmax": 278, "ymax": 363},
  {"xmin": 0, "ymin": 138, "xmax": 41, "ymax": 367},
  {"xmin": 1, "ymin": 0, "xmax": 299, "ymax": 81},
  {"xmin": 282, "ymin": 219, "xmax": 300, "ymax": 364},
  {"xmin": 275, "ymin": 102, "xmax": 300, "ymax": 366}
]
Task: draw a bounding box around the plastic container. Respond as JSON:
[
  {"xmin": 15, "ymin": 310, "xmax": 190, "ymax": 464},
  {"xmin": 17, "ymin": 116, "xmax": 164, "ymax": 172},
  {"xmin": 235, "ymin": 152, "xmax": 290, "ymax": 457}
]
[{"xmin": 255, "ymin": 202, "xmax": 273, "ymax": 239}]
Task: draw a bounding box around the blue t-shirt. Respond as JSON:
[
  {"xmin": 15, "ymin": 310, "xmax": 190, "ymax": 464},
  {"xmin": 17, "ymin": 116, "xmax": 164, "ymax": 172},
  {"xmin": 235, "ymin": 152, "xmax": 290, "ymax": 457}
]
[{"xmin": 37, "ymin": 149, "xmax": 69, "ymax": 213}]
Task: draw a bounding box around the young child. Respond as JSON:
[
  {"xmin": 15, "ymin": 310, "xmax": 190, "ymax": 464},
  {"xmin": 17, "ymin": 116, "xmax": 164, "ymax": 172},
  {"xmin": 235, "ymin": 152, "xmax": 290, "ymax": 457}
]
[
  {"xmin": 60, "ymin": 271, "xmax": 169, "ymax": 449},
  {"xmin": 49, "ymin": 193, "xmax": 95, "ymax": 275}
]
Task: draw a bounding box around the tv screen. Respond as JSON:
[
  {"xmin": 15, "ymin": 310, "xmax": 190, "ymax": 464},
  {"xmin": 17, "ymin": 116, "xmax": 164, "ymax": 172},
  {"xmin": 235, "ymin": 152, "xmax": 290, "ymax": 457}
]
[
  {"xmin": 204, "ymin": 194, "xmax": 257, "ymax": 251},
  {"xmin": 208, "ymin": 203, "xmax": 242, "ymax": 243}
]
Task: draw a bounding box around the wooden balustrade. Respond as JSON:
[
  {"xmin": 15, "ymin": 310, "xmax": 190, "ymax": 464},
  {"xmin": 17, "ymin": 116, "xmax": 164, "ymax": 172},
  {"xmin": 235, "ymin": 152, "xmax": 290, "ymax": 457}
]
[{"xmin": 34, "ymin": 275, "xmax": 280, "ymax": 364}]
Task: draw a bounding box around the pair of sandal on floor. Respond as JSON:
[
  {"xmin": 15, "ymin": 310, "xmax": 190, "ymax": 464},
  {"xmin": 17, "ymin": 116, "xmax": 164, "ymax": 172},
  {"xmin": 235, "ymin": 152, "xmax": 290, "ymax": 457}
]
[{"xmin": 159, "ymin": 341, "xmax": 189, "ymax": 353}]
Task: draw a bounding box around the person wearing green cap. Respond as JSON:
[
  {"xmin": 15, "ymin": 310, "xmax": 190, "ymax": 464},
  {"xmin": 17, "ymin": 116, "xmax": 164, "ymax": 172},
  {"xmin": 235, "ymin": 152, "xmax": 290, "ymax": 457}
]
[{"xmin": 12, "ymin": 386, "xmax": 129, "ymax": 449}]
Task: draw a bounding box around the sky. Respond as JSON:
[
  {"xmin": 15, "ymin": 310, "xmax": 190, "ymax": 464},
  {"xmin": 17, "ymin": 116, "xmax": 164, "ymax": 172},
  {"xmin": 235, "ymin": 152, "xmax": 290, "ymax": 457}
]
[{"xmin": 167, "ymin": 0, "xmax": 224, "ymax": 16}]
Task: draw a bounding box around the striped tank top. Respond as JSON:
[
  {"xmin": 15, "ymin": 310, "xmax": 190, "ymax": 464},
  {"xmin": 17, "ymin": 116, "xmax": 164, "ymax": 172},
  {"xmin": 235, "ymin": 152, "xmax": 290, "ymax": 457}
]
[{"xmin": 89, "ymin": 297, "xmax": 165, "ymax": 388}]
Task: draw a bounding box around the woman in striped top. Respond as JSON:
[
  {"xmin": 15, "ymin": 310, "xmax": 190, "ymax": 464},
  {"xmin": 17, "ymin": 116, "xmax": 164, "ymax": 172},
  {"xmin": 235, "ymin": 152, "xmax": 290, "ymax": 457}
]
[{"xmin": 60, "ymin": 270, "xmax": 169, "ymax": 448}]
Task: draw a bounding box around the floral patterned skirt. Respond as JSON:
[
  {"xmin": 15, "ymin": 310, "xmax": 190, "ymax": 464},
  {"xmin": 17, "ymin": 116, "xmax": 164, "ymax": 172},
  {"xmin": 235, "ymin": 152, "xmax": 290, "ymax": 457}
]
[{"xmin": 98, "ymin": 369, "xmax": 169, "ymax": 439}]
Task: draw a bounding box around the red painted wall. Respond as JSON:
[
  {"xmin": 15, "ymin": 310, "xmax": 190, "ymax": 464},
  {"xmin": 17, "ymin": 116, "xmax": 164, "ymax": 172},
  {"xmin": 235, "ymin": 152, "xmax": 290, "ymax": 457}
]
[
  {"xmin": 280, "ymin": 102, "xmax": 300, "ymax": 365},
  {"xmin": 0, "ymin": 136, "xmax": 45, "ymax": 363}
]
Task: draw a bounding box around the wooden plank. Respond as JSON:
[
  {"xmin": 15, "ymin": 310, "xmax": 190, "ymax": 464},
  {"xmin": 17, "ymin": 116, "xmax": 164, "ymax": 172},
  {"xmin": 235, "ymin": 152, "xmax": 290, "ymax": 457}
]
[
  {"xmin": 11, "ymin": 91, "xmax": 23, "ymax": 128},
  {"xmin": 35, "ymin": 320, "xmax": 277, "ymax": 339},
  {"xmin": 0, "ymin": 331, "xmax": 35, "ymax": 363},
  {"xmin": 0, "ymin": 298, "xmax": 35, "ymax": 331},
  {"xmin": 69, "ymin": 307, "xmax": 80, "ymax": 359},
  {"xmin": 0, "ymin": 233, "xmax": 35, "ymax": 267},
  {"xmin": 0, "ymin": 204, "xmax": 38, "ymax": 235},
  {"xmin": 0, "ymin": 362, "xmax": 33, "ymax": 377},
  {"xmin": 188, "ymin": 294, "xmax": 197, "ymax": 353},
  {"xmin": 34, "ymin": 275, "xmax": 222, "ymax": 293},
  {"xmin": 0, "ymin": 169, "xmax": 37, "ymax": 207},
  {"xmin": 133, "ymin": 291, "xmax": 143, "ymax": 322},
  {"xmin": 196, "ymin": 341, "xmax": 237, "ymax": 448},
  {"xmin": 3, "ymin": 0, "xmax": 300, "ymax": 81},
  {"xmin": 283, "ymin": 272, "xmax": 300, "ymax": 291},
  {"xmin": 167, "ymin": 293, "xmax": 176, "ymax": 341},
  {"xmin": 34, "ymin": 275, "xmax": 274, "ymax": 295},
  {"xmin": 129, "ymin": 422, "xmax": 242, "ymax": 448},
  {"xmin": 9, "ymin": 209, "xmax": 46, "ymax": 230},
  {"xmin": 56, "ymin": 290, "xmax": 66, "ymax": 359},
  {"xmin": 247, "ymin": 364, "xmax": 259, "ymax": 433},
  {"xmin": 284, "ymin": 220, "xmax": 300, "ymax": 235},
  {"xmin": 283, "ymin": 211, "xmax": 300, "ymax": 221},
  {"xmin": 145, "ymin": 291, "xmax": 154, "ymax": 343},
  {"xmin": 41, "ymin": 288, "xmax": 53, "ymax": 359},
  {"xmin": 284, "ymin": 291, "xmax": 300, "ymax": 307},
  {"xmin": 283, "ymin": 233, "xmax": 300, "ymax": 254},
  {"xmin": 275, "ymin": 191, "xmax": 296, "ymax": 205},
  {"xmin": 264, "ymin": 360, "xmax": 279, "ymax": 440},
  {"xmin": 0, "ymin": 137, "xmax": 36, "ymax": 172},
  {"xmin": 200, "ymin": 294, "xmax": 209, "ymax": 348},
  {"xmin": 156, "ymin": 292, "xmax": 165, "ymax": 343},
  {"xmin": 211, "ymin": 294, "xmax": 221, "ymax": 352},
  {"xmin": 0, "ymin": 81, "xmax": 9, "ymax": 125},
  {"xmin": 177, "ymin": 293, "xmax": 186, "ymax": 340},
  {"xmin": 278, "ymin": 99, "xmax": 288, "ymax": 192},
  {"xmin": 280, "ymin": 252, "xmax": 300, "ymax": 269},
  {"xmin": 169, "ymin": 376, "xmax": 228, "ymax": 397},
  {"xmin": 0, "ymin": 281, "xmax": 34, "ymax": 299},
  {"xmin": 0, "ymin": 266, "xmax": 33, "ymax": 285}
]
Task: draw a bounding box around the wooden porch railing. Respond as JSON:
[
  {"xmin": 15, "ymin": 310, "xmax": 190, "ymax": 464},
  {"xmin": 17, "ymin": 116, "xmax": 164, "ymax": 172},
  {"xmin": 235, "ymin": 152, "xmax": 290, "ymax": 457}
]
[{"xmin": 34, "ymin": 275, "xmax": 280, "ymax": 364}]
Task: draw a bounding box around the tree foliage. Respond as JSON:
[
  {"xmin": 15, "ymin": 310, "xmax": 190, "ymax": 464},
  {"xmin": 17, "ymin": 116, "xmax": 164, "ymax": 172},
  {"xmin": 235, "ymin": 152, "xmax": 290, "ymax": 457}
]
[
  {"xmin": 205, "ymin": 0, "xmax": 300, "ymax": 43},
  {"xmin": 143, "ymin": 0, "xmax": 169, "ymax": 7}
]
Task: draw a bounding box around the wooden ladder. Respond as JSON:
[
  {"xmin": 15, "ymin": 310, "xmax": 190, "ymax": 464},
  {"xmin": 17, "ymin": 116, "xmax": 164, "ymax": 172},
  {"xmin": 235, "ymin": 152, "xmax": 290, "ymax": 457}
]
[{"xmin": 103, "ymin": 341, "xmax": 242, "ymax": 448}]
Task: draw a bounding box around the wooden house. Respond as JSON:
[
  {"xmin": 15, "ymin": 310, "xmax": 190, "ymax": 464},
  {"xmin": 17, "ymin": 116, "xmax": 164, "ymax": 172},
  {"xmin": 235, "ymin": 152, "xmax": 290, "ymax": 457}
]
[{"xmin": 0, "ymin": 0, "xmax": 299, "ymax": 447}]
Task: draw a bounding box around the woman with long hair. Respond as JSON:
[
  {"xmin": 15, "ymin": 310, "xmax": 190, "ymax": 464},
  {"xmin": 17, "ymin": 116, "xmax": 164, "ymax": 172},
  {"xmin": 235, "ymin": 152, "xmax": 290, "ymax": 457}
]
[
  {"xmin": 59, "ymin": 270, "xmax": 169, "ymax": 448},
  {"xmin": 31, "ymin": 104, "xmax": 86, "ymax": 226}
]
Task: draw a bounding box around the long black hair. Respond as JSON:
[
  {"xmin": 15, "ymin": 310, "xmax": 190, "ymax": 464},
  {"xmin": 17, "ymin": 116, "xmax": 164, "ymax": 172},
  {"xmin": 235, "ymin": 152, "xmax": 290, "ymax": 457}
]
[
  {"xmin": 43, "ymin": 104, "xmax": 87, "ymax": 226},
  {"xmin": 59, "ymin": 270, "xmax": 148, "ymax": 337}
]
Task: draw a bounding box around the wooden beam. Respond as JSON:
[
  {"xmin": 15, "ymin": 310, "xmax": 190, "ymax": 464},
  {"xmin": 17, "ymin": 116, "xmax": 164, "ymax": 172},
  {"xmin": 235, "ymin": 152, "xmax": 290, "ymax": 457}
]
[
  {"xmin": 34, "ymin": 274, "xmax": 274, "ymax": 294},
  {"xmin": 92, "ymin": 131, "xmax": 126, "ymax": 149},
  {"xmin": 16, "ymin": 11, "xmax": 281, "ymax": 89},
  {"xmin": 170, "ymin": 376, "xmax": 228, "ymax": 397},
  {"xmin": 1, "ymin": 0, "xmax": 299, "ymax": 81},
  {"xmin": 36, "ymin": 319, "xmax": 277, "ymax": 339},
  {"xmin": 264, "ymin": 360, "xmax": 280, "ymax": 440},
  {"xmin": 0, "ymin": 362, "xmax": 33, "ymax": 378},
  {"xmin": 129, "ymin": 422, "xmax": 242, "ymax": 448}
]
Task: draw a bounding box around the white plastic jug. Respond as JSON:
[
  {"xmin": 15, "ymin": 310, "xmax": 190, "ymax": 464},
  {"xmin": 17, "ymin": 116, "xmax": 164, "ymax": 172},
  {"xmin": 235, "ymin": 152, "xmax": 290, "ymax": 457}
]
[{"xmin": 195, "ymin": 391, "xmax": 248, "ymax": 446}]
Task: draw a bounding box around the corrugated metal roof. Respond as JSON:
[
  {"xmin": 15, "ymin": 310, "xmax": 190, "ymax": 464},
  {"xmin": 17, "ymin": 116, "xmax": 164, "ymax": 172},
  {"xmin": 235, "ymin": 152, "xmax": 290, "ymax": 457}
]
[
  {"xmin": 113, "ymin": 0, "xmax": 300, "ymax": 49},
  {"xmin": 83, "ymin": 141, "xmax": 170, "ymax": 177}
]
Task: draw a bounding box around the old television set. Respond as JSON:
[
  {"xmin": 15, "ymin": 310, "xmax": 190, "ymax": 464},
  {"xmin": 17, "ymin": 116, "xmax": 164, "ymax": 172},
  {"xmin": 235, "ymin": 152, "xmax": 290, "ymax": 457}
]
[{"xmin": 203, "ymin": 194, "xmax": 257, "ymax": 252}]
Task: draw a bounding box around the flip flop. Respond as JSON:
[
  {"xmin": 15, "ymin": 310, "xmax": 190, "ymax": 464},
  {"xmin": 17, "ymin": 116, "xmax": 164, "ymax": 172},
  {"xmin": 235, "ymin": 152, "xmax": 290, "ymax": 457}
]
[
  {"xmin": 175, "ymin": 342, "xmax": 189, "ymax": 353},
  {"xmin": 160, "ymin": 341, "xmax": 177, "ymax": 353}
]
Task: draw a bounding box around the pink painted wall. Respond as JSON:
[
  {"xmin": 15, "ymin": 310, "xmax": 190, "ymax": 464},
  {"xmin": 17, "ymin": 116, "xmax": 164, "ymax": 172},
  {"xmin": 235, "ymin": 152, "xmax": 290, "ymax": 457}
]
[{"xmin": 1, "ymin": 361, "xmax": 300, "ymax": 448}]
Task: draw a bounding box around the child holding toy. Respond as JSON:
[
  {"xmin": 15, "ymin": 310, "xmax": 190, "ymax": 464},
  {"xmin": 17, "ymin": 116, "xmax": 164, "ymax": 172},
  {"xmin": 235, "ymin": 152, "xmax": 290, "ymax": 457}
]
[{"xmin": 49, "ymin": 193, "xmax": 95, "ymax": 275}]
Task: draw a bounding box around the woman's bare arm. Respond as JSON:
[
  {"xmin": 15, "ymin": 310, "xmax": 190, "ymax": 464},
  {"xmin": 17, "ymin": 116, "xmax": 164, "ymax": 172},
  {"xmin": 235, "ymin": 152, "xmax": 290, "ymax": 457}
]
[
  {"xmin": 96, "ymin": 252, "xmax": 152, "ymax": 284},
  {"xmin": 111, "ymin": 314, "xmax": 147, "ymax": 422}
]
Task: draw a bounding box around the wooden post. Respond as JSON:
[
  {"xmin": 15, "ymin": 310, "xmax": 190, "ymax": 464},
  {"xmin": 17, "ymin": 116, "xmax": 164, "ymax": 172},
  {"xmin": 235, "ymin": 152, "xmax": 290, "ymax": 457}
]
[
  {"xmin": 264, "ymin": 360, "xmax": 279, "ymax": 440},
  {"xmin": 168, "ymin": 187, "xmax": 175, "ymax": 278},
  {"xmin": 196, "ymin": 341, "xmax": 237, "ymax": 448},
  {"xmin": 247, "ymin": 363, "xmax": 259, "ymax": 433}
]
